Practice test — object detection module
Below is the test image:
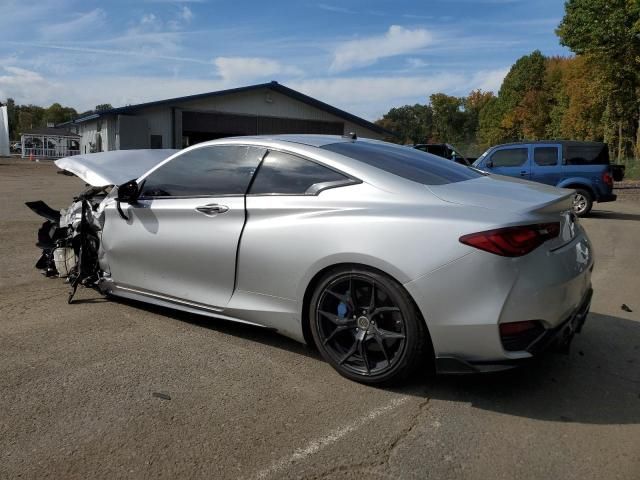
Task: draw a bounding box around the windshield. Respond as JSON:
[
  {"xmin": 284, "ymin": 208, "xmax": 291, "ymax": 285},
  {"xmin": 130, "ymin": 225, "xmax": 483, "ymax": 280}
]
[{"xmin": 472, "ymin": 149, "xmax": 491, "ymax": 167}]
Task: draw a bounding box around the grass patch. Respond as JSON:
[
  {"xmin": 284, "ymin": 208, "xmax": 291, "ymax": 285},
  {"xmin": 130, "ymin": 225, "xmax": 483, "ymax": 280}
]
[{"xmin": 618, "ymin": 158, "xmax": 640, "ymax": 180}]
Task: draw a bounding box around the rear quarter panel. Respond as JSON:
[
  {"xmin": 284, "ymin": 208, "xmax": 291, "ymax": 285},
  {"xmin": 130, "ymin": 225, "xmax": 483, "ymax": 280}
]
[
  {"xmin": 557, "ymin": 165, "xmax": 609, "ymax": 199},
  {"xmin": 235, "ymin": 182, "xmax": 515, "ymax": 317}
]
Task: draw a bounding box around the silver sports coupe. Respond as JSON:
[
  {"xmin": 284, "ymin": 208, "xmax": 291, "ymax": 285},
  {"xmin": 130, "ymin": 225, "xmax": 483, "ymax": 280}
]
[{"xmin": 28, "ymin": 135, "xmax": 594, "ymax": 384}]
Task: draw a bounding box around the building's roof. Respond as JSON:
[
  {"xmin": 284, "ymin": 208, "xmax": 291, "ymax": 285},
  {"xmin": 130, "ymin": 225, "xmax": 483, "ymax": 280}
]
[
  {"xmin": 21, "ymin": 127, "xmax": 80, "ymax": 138},
  {"xmin": 227, "ymin": 134, "xmax": 357, "ymax": 148},
  {"xmin": 65, "ymin": 81, "xmax": 391, "ymax": 135}
]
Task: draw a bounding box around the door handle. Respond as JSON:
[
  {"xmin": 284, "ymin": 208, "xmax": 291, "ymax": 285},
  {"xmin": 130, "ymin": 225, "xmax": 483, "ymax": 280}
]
[
  {"xmin": 195, "ymin": 204, "xmax": 229, "ymax": 216},
  {"xmin": 520, "ymin": 171, "xmax": 527, "ymax": 176}
]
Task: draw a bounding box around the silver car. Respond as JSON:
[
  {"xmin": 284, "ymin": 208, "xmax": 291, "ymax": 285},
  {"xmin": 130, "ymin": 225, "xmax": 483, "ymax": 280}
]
[{"xmin": 28, "ymin": 135, "xmax": 594, "ymax": 385}]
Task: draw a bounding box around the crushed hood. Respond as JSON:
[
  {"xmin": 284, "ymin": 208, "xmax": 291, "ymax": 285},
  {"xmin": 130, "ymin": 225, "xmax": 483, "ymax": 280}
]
[{"xmin": 55, "ymin": 149, "xmax": 179, "ymax": 186}]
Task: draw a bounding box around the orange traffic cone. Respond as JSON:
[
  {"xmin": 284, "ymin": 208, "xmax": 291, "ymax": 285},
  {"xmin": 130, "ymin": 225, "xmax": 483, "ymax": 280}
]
[{"xmin": 29, "ymin": 152, "xmax": 34, "ymax": 162}]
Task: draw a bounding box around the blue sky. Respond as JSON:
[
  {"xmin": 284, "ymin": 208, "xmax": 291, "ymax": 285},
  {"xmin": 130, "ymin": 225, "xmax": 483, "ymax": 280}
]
[{"xmin": 0, "ymin": 0, "xmax": 570, "ymax": 120}]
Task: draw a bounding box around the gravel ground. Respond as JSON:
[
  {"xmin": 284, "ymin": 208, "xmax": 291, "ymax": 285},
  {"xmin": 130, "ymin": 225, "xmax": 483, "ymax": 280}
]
[{"xmin": 1, "ymin": 157, "xmax": 639, "ymax": 480}]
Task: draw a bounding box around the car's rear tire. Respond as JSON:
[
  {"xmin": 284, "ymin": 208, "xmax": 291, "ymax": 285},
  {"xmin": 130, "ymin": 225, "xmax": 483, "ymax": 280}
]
[
  {"xmin": 309, "ymin": 266, "xmax": 429, "ymax": 385},
  {"xmin": 572, "ymin": 188, "xmax": 593, "ymax": 217}
]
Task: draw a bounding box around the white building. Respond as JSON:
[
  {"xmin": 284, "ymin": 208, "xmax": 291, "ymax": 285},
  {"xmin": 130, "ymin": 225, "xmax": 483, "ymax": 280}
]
[{"xmin": 62, "ymin": 82, "xmax": 388, "ymax": 153}]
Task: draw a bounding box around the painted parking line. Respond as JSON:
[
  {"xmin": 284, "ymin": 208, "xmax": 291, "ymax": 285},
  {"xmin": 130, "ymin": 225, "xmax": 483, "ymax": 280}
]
[{"xmin": 252, "ymin": 395, "xmax": 410, "ymax": 480}]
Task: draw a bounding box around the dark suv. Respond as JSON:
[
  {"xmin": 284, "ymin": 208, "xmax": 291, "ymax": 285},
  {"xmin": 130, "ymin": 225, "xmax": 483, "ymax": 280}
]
[
  {"xmin": 472, "ymin": 141, "xmax": 621, "ymax": 216},
  {"xmin": 412, "ymin": 143, "xmax": 471, "ymax": 165}
]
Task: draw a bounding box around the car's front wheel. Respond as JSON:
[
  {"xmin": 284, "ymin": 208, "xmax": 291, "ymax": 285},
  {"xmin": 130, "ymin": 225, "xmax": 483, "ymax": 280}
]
[{"xmin": 309, "ymin": 266, "xmax": 430, "ymax": 385}]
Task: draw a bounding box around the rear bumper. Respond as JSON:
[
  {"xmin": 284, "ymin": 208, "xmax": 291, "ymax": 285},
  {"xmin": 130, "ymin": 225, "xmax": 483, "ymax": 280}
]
[
  {"xmin": 597, "ymin": 193, "xmax": 617, "ymax": 203},
  {"xmin": 435, "ymin": 287, "xmax": 593, "ymax": 374}
]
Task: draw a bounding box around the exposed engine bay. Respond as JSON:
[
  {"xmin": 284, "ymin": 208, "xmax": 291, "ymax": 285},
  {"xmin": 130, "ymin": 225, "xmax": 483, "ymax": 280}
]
[{"xmin": 27, "ymin": 186, "xmax": 110, "ymax": 303}]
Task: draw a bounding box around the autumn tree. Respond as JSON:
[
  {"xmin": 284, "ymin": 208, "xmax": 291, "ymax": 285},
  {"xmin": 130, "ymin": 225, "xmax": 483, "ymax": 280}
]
[
  {"xmin": 463, "ymin": 90, "xmax": 495, "ymax": 144},
  {"xmin": 557, "ymin": 0, "xmax": 640, "ymax": 159}
]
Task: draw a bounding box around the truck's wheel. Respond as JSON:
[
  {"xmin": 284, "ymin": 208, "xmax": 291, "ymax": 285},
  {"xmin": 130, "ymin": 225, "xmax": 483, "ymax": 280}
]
[{"xmin": 572, "ymin": 189, "xmax": 593, "ymax": 217}]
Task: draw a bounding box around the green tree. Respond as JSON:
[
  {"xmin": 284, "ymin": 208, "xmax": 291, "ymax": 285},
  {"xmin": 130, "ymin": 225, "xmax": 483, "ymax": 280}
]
[
  {"xmin": 498, "ymin": 50, "xmax": 548, "ymax": 140},
  {"xmin": 477, "ymin": 96, "xmax": 504, "ymax": 147},
  {"xmin": 44, "ymin": 103, "xmax": 77, "ymax": 126},
  {"xmin": 95, "ymin": 103, "xmax": 113, "ymax": 112},
  {"xmin": 463, "ymin": 90, "xmax": 495, "ymax": 146},
  {"xmin": 5, "ymin": 98, "xmax": 17, "ymax": 139},
  {"xmin": 375, "ymin": 104, "xmax": 433, "ymax": 144},
  {"xmin": 429, "ymin": 93, "xmax": 465, "ymax": 143},
  {"xmin": 557, "ymin": 0, "xmax": 640, "ymax": 159},
  {"xmin": 16, "ymin": 105, "xmax": 45, "ymax": 134}
]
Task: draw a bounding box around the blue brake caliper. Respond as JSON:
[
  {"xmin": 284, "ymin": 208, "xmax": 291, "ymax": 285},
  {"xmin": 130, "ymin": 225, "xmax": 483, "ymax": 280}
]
[{"xmin": 337, "ymin": 302, "xmax": 348, "ymax": 319}]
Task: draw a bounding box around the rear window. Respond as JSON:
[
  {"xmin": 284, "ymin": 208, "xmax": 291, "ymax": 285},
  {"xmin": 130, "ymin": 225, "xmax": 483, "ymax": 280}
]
[
  {"xmin": 565, "ymin": 144, "xmax": 609, "ymax": 165},
  {"xmin": 321, "ymin": 142, "xmax": 481, "ymax": 185}
]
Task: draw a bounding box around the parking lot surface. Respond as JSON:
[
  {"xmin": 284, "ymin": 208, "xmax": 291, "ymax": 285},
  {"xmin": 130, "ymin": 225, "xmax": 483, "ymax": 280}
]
[{"xmin": 1, "ymin": 158, "xmax": 639, "ymax": 479}]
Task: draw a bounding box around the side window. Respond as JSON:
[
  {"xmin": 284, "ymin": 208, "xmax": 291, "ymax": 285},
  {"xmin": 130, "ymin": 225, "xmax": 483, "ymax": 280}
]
[
  {"xmin": 534, "ymin": 147, "xmax": 559, "ymax": 166},
  {"xmin": 490, "ymin": 148, "xmax": 528, "ymax": 167},
  {"xmin": 140, "ymin": 145, "xmax": 265, "ymax": 197},
  {"xmin": 566, "ymin": 144, "xmax": 609, "ymax": 165},
  {"xmin": 249, "ymin": 150, "xmax": 353, "ymax": 195},
  {"xmin": 427, "ymin": 145, "xmax": 446, "ymax": 157}
]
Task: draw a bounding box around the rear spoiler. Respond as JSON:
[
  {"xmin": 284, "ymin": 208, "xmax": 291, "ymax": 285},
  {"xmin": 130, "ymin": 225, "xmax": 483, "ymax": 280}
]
[{"xmin": 530, "ymin": 190, "xmax": 574, "ymax": 215}]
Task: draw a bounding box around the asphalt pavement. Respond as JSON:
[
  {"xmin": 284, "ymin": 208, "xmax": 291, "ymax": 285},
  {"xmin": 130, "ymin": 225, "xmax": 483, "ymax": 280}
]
[{"xmin": 1, "ymin": 158, "xmax": 639, "ymax": 479}]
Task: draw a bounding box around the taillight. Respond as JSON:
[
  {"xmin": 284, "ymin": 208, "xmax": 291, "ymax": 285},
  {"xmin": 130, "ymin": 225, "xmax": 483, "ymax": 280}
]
[
  {"xmin": 459, "ymin": 222, "xmax": 560, "ymax": 257},
  {"xmin": 602, "ymin": 171, "xmax": 613, "ymax": 188}
]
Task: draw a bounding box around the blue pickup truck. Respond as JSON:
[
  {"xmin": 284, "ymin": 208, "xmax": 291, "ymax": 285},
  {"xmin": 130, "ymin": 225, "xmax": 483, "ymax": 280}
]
[{"xmin": 472, "ymin": 141, "xmax": 621, "ymax": 216}]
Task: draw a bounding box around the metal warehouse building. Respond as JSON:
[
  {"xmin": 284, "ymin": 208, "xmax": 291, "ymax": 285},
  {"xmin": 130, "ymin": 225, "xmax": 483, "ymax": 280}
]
[{"xmin": 64, "ymin": 81, "xmax": 387, "ymax": 153}]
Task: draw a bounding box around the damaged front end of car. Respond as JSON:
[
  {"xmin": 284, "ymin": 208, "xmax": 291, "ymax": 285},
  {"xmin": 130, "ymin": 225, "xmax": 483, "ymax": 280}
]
[
  {"xmin": 25, "ymin": 149, "xmax": 178, "ymax": 303},
  {"xmin": 26, "ymin": 186, "xmax": 109, "ymax": 303}
]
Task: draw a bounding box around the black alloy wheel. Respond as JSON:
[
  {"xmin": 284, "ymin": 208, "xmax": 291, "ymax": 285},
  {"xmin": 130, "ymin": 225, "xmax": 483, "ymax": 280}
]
[{"xmin": 310, "ymin": 267, "xmax": 429, "ymax": 385}]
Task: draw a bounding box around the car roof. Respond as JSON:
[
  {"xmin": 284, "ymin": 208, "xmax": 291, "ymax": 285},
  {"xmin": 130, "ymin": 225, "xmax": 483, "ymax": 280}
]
[{"xmin": 490, "ymin": 140, "xmax": 606, "ymax": 148}]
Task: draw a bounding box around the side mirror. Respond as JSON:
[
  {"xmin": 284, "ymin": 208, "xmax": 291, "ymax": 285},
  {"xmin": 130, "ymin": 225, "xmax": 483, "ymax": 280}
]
[
  {"xmin": 485, "ymin": 160, "xmax": 493, "ymax": 168},
  {"xmin": 117, "ymin": 179, "xmax": 140, "ymax": 204}
]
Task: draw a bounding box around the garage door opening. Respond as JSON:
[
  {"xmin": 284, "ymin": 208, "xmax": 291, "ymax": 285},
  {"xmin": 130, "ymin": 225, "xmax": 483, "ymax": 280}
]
[{"xmin": 180, "ymin": 110, "xmax": 344, "ymax": 147}]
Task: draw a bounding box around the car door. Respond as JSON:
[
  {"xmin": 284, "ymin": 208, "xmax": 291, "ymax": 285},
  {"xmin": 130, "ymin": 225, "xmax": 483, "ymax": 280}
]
[
  {"xmin": 530, "ymin": 144, "xmax": 561, "ymax": 186},
  {"xmin": 102, "ymin": 144, "xmax": 266, "ymax": 308},
  {"xmin": 484, "ymin": 145, "xmax": 531, "ymax": 179},
  {"xmin": 237, "ymin": 149, "xmax": 358, "ymax": 301}
]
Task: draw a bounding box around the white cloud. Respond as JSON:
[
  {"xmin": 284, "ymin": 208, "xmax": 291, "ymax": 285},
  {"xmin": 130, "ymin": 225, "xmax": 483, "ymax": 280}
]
[
  {"xmin": 0, "ymin": 66, "xmax": 63, "ymax": 106},
  {"xmin": 140, "ymin": 13, "xmax": 160, "ymax": 27},
  {"xmin": 290, "ymin": 68, "xmax": 509, "ymax": 119},
  {"xmin": 289, "ymin": 75, "xmax": 453, "ymax": 118},
  {"xmin": 317, "ymin": 4, "xmax": 356, "ymax": 14},
  {"xmin": 213, "ymin": 57, "xmax": 302, "ymax": 83},
  {"xmin": 40, "ymin": 9, "xmax": 106, "ymax": 40},
  {"xmin": 180, "ymin": 6, "xmax": 193, "ymax": 22},
  {"xmin": 406, "ymin": 58, "xmax": 429, "ymax": 69},
  {"xmin": 10, "ymin": 42, "xmax": 209, "ymax": 65},
  {"xmin": 330, "ymin": 25, "xmax": 433, "ymax": 73},
  {"xmin": 468, "ymin": 68, "xmax": 509, "ymax": 93},
  {"xmin": 0, "ymin": 63, "xmax": 509, "ymax": 122}
]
